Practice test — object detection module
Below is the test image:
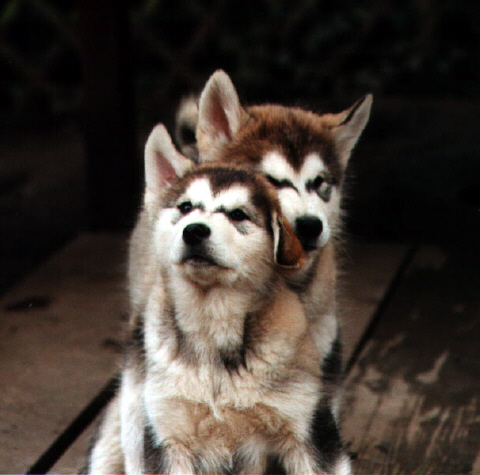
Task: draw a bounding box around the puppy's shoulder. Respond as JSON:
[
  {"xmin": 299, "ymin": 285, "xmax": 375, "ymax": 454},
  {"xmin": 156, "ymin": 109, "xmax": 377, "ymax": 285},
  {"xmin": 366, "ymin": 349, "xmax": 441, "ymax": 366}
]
[
  {"xmin": 264, "ymin": 284, "xmax": 308, "ymax": 338},
  {"xmin": 264, "ymin": 284, "xmax": 320, "ymax": 372}
]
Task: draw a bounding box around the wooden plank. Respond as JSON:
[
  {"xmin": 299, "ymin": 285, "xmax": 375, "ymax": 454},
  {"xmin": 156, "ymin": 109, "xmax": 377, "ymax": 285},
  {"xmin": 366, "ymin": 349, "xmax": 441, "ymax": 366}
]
[
  {"xmin": 0, "ymin": 233, "xmax": 127, "ymax": 474},
  {"xmin": 339, "ymin": 241, "xmax": 410, "ymax": 362},
  {"xmin": 51, "ymin": 240, "xmax": 410, "ymax": 472},
  {"xmin": 342, "ymin": 245, "xmax": 480, "ymax": 474},
  {"xmin": 50, "ymin": 423, "xmax": 97, "ymax": 474}
]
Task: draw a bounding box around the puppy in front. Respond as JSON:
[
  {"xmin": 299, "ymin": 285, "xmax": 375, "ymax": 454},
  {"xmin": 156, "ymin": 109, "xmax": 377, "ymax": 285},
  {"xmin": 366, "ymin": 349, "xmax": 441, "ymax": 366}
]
[{"xmin": 87, "ymin": 125, "xmax": 350, "ymax": 474}]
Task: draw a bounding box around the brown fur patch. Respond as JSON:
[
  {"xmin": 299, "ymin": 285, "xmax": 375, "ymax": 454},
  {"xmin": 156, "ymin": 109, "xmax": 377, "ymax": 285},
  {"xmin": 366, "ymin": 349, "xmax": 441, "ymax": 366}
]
[
  {"xmin": 275, "ymin": 214, "xmax": 306, "ymax": 269},
  {"xmin": 221, "ymin": 104, "xmax": 344, "ymax": 184},
  {"xmin": 156, "ymin": 398, "xmax": 306, "ymax": 459}
]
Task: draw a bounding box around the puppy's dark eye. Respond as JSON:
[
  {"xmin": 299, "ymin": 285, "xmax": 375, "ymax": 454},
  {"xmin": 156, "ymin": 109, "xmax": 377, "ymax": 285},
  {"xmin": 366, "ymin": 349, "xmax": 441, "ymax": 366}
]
[
  {"xmin": 178, "ymin": 201, "xmax": 193, "ymax": 214},
  {"xmin": 228, "ymin": 209, "xmax": 249, "ymax": 221},
  {"xmin": 313, "ymin": 176, "xmax": 324, "ymax": 188}
]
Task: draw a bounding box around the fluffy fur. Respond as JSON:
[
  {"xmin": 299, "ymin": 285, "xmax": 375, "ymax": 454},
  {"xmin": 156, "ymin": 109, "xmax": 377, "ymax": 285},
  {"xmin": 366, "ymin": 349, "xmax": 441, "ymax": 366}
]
[
  {"xmin": 88, "ymin": 71, "xmax": 372, "ymax": 474},
  {"xmin": 175, "ymin": 71, "xmax": 373, "ymax": 471},
  {"xmin": 177, "ymin": 70, "xmax": 372, "ymax": 390},
  {"xmin": 87, "ymin": 125, "xmax": 350, "ymax": 474}
]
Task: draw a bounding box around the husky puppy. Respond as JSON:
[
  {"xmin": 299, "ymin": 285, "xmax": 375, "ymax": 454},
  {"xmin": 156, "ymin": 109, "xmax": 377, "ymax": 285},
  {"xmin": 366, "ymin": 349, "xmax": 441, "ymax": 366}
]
[
  {"xmin": 88, "ymin": 125, "xmax": 350, "ymax": 474},
  {"xmin": 177, "ymin": 71, "xmax": 372, "ymax": 401}
]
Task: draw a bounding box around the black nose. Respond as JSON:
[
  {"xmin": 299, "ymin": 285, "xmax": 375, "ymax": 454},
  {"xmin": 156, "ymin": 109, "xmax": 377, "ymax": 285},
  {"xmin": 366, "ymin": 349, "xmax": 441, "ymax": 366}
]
[
  {"xmin": 295, "ymin": 216, "xmax": 323, "ymax": 250},
  {"xmin": 183, "ymin": 223, "xmax": 211, "ymax": 246}
]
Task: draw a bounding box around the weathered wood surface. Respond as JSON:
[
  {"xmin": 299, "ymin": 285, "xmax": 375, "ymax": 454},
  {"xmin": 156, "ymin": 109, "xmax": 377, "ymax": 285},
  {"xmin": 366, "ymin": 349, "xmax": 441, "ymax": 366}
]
[
  {"xmin": 50, "ymin": 423, "xmax": 98, "ymax": 474},
  {"xmin": 0, "ymin": 233, "xmax": 127, "ymax": 474},
  {"xmin": 50, "ymin": 240, "xmax": 409, "ymax": 473},
  {"xmin": 342, "ymin": 246, "xmax": 480, "ymax": 474},
  {"xmin": 339, "ymin": 241, "xmax": 410, "ymax": 363}
]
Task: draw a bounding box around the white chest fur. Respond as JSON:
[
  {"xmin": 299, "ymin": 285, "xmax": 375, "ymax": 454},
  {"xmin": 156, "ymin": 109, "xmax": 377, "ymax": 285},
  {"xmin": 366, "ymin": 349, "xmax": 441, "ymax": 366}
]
[{"xmin": 142, "ymin": 273, "xmax": 321, "ymax": 453}]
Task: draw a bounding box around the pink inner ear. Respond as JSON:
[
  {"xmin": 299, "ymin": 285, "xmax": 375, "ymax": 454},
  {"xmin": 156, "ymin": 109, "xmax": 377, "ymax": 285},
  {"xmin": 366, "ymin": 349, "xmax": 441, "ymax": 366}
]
[
  {"xmin": 156, "ymin": 151, "xmax": 178, "ymax": 187},
  {"xmin": 210, "ymin": 94, "xmax": 231, "ymax": 140}
]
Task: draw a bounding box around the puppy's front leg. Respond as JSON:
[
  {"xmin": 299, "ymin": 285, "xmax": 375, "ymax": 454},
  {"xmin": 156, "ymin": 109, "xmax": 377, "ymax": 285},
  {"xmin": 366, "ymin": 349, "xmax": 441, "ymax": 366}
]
[
  {"xmin": 275, "ymin": 436, "xmax": 322, "ymax": 475},
  {"xmin": 120, "ymin": 367, "xmax": 146, "ymax": 474},
  {"xmin": 87, "ymin": 395, "xmax": 125, "ymax": 475},
  {"xmin": 280, "ymin": 438, "xmax": 352, "ymax": 475},
  {"xmin": 144, "ymin": 395, "xmax": 196, "ymax": 474},
  {"xmin": 235, "ymin": 438, "xmax": 269, "ymax": 475},
  {"xmin": 283, "ymin": 451, "xmax": 321, "ymax": 475},
  {"xmin": 163, "ymin": 440, "xmax": 196, "ymax": 475}
]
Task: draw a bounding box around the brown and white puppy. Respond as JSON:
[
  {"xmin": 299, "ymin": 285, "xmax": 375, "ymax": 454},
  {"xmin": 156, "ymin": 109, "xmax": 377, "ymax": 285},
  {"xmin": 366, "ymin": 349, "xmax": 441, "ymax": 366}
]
[
  {"xmin": 87, "ymin": 125, "xmax": 350, "ymax": 474},
  {"xmin": 138, "ymin": 164, "xmax": 316, "ymax": 474},
  {"xmin": 177, "ymin": 71, "xmax": 372, "ymax": 403}
]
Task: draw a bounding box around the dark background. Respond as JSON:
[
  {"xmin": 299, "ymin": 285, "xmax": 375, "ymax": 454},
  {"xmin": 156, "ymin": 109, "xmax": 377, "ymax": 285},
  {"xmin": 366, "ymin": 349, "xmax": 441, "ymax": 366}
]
[{"xmin": 0, "ymin": 0, "xmax": 479, "ymax": 293}]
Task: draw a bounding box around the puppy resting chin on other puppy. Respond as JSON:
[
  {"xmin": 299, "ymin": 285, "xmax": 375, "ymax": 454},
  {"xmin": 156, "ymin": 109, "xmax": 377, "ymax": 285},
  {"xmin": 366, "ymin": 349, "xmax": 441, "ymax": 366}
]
[{"xmin": 87, "ymin": 125, "xmax": 350, "ymax": 474}]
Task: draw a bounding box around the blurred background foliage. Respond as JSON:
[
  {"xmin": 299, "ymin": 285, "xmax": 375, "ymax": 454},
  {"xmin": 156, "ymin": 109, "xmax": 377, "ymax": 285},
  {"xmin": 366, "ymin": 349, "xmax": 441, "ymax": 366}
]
[{"xmin": 1, "ymin": 0, "xmax": 478, "ymax": 127}]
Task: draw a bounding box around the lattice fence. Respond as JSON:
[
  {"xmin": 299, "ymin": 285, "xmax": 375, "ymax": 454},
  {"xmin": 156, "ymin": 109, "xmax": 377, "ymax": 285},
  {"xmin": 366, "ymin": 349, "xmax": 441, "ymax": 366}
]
[
  {"xmin": 1, "ymin": 0, "xmax": 478, "ymax": 125},
  {"xmin": 0, "ymin": 0, "xmax": 79, "ymax": 123}
]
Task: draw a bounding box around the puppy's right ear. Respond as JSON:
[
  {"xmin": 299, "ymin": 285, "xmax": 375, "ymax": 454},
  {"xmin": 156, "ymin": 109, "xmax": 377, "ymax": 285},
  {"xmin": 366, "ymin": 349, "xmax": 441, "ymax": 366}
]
[
  {"xmin": 197, "ymin": 70, "xmax": 246, "ymax": 162},
  {"xmin": 272, "ymin": 213, "xmax": 306, "ymax": 270},
  {"xmin": 144, "ymin": 124, "xmax": 194, "ymax": 202},
  {"xmin": 332, "ymin": 94, "xmax": 373, "ymax": 169}
]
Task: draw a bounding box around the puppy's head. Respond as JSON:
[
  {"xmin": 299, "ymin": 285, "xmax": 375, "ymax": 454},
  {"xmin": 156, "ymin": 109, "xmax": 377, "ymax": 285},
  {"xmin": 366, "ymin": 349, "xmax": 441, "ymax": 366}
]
[
  {"xmin": 195, "ymin": 70, "xmax": 373, "ymax": 265},
  {"xmin": 154, "ymin": 163, "xmax": 305, "ymax": 288}
]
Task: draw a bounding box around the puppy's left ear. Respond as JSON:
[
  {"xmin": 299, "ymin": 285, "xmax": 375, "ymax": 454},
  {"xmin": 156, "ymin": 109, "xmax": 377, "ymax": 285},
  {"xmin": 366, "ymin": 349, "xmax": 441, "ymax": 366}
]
[
  {"xmin": 332, "ymin": 94, "xmax": 373, "ymax": 169},
  {"xmin": 272, "ymin": 213, "xmax": 306, "ymax": 270},
  {"xmin": 144, "ymin": 124, "xmax": 194, "ymax": 203},
  {"xmin": 197, "ymin": 70, "xmax": 247, "ymax": 162}
]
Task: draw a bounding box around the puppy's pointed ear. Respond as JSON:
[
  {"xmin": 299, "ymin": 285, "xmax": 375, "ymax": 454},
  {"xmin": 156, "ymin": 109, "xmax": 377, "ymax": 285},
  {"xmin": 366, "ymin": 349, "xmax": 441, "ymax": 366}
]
[
  {"xmin": 272, "ymin": 212, "xmax": 306, "ymax": 270},
  {"xmin": 197, "ymin": 70, "xmax": 246, "ymax": 162},
  {"xmin": 144, "ymin": 124, "xmax": 193, "ymax": 200},
  {"xmin": 332, "ymin": 94, "xmax": 373, "ymax": 169}
]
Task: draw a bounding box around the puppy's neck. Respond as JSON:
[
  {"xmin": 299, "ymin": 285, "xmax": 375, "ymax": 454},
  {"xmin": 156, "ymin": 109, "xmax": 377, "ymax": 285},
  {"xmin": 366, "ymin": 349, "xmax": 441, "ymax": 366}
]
[
  {"xmin": 167, "ymin": 269, "xmax": 274, "ymax": 360},
  {"xmin": 285, "ymin": 248, "xmax": 321, "ymax": 292},
  {"xmin": 285, "ymin": 240, "xmax": 336, "ymax": 292}
]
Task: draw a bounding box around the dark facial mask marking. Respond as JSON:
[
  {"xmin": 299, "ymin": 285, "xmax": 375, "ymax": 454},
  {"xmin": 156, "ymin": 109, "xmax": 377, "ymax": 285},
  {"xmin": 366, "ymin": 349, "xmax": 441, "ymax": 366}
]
[{"xmin": 266, "ymin": 174, "xmax": 299, "ymax": 193}]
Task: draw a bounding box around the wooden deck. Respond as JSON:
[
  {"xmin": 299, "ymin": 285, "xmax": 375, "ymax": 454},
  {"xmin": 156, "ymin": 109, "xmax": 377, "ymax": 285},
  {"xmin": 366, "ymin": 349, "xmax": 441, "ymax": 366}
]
[{"xmin": 0, "ymin": 233, "xmax": 479, "ymax": 474}]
